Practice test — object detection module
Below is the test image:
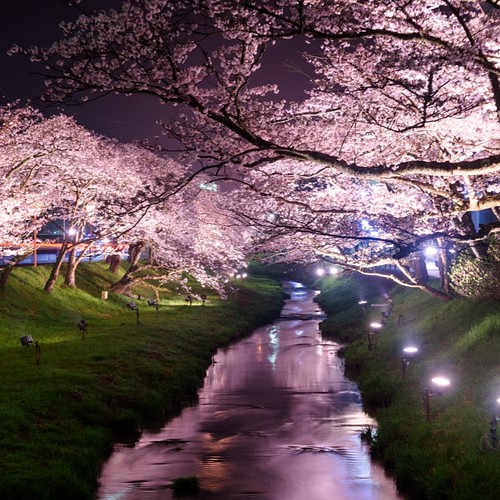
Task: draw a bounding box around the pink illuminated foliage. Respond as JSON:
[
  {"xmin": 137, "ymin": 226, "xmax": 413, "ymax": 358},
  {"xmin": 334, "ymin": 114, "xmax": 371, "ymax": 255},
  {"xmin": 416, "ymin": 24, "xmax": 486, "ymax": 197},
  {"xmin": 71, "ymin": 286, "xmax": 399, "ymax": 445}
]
[
  {"xmin": 108, "ymin": 175, "xmax": 251, "ymax": 297},
  {"xmin": 0, "ymin": 105, "xmax": 152, "ymax": 290},
  {"xmin": 9, "ymin": 1, "xmax": 500, "ymax": 297},
  {"xmin": 0, "ymin": 105, "xmax": 247, "ymax": 294}
]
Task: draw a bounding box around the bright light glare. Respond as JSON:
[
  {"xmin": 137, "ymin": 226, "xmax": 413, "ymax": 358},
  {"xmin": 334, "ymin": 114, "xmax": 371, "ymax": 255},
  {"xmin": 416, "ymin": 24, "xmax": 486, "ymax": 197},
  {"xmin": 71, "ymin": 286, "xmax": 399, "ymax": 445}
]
[
  {"xmin": 370, "ymin": 322, "xmax": 383, "ymax": 329},
  {"xmin": 328, "ymin": 267, "xmax": 339, "ymax": 275},
  {"xmin": 68, "ymin": 227, "xmax": 77, "ymax": 235},
  {"xmin": 424, "ymin": 246, "xmax": 438, "ymax": 257},
  {"xmin": 358, "ymin": 300, "xmax": 367, "ymax": 305},
  {"xmin": 431, "ymin": 376, "xmax": 451, "ymax": 388},
  {"xmin": 361, "ymin": 219, "xmax": 371, "ymax": 231},
  {"xmin": 403, "ymin": 346, "xmax": 418, "ymax": 354},
  {"xmin": 316, "ymin": 268, "xmax": 325, "ymax": 276}
]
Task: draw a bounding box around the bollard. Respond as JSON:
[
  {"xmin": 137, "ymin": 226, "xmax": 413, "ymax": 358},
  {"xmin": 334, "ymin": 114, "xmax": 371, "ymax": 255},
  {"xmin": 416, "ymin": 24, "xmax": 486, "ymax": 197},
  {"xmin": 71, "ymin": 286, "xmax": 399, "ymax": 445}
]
[
  {"xmin": 424, "ymin": 388, "xmax": 431, "ymax": 421},
  {"xmin": 77, "ymin": 319, "xmax": 88, "ymax": 341}
]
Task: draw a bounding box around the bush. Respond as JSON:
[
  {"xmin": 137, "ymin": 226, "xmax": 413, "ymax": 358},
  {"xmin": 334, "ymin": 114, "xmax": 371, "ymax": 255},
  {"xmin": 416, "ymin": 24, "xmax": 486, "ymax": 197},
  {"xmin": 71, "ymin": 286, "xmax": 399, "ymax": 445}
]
[{"xmin": 450, "ymin": 236, "xmax": 500, "ymax": 300}]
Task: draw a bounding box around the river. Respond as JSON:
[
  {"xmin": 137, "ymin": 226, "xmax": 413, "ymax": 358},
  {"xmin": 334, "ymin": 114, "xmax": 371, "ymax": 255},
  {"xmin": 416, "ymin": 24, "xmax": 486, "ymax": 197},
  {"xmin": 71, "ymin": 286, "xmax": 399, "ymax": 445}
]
[{"xmin": 97, "ymin": 282, "xmax": 402, "ymax": 499}]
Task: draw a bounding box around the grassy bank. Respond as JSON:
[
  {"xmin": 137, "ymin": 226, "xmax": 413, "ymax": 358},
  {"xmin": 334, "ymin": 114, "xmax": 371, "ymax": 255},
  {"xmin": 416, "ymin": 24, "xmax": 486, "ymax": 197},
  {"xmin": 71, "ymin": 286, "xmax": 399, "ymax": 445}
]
[
  {"xmin": 317, "ymin": 273, "xmax": 500, "ymax": 500},
  {"xmin": 0, "ymin": 263, "xmax": 286, "ymax": 499}
]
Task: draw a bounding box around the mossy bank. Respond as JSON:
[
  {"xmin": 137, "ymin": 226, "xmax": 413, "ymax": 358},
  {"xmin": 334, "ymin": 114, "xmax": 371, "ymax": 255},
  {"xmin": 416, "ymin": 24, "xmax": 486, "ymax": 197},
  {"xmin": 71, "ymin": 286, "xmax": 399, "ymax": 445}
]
[
  {"xmin": 317, "ymin": 273, "xmax": 500, "ymax": 500},
  {"xmin": 0, "ymin": 263, "xmax": 287, "ymax": 499}
]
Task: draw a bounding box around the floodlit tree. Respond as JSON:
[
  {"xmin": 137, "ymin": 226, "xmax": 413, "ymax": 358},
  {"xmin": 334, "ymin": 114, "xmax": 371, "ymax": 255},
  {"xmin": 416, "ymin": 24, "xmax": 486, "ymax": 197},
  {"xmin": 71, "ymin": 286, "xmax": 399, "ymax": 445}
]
[
  {"xmin": 0, "ymin": 105, "xmax": 158, "ymax": 291},
  {"xmin": 13, "ymin": 0, "xmax": 500, "ymax": 297},
  {"xmin": 0, "ymin": 104, "xmax": 248, "ymax": 297},
  {"xmin": 108, "ymin": 178, "xmax": 251, "ymax": 298}
]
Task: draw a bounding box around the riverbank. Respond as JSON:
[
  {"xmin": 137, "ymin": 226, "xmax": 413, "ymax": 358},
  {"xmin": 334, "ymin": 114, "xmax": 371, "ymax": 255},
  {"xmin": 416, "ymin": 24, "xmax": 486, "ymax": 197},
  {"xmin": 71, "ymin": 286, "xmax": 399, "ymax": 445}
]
[
  {"xmin": 0, "ymin": 263, "xmax": 287, "ymax": 499},
  {"xmin": 98, "ymin": 282, "xmax": 402, "ymax": 499},
  {"xmin": 317, "ymin": 273, "xmax": 500, "ymax": 499}
]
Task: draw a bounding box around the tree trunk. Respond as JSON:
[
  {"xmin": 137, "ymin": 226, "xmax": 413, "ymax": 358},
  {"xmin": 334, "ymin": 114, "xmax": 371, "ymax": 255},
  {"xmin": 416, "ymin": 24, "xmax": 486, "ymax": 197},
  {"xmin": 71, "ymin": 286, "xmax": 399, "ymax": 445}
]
[
  {"xmin": 110, "ymin": 242, "xmax": 146, "ymax": 295},
  {"xmin": 411, "ymin": 251, "xmax": 429, "ymax": 284},
  {"xmin": 44, "ymin": 243, "xmax": 69, "ymax": 293},
  {"xmin": 64, "ymin": 247, "xmax": 77, "ymax": 288},
  {"xmin": 462, "ymin": 212, "xmax": 488, "ymax": 259},
  {"xmin": 0, "ymin": 265, "xmax": 14, "ymax": 290},
  {"xmin": 0, "ymin": 252, "xmax": 32, "ymax": 289},
  {"xmin": 63, "ymin": 242, "xmax": 93, "ymax": 288},
  {"xmin": 436, "ymin": 238, "xmax": 451, "ymax": 296},
  {"xmin": 128, "ymin": 241, "xmax": 145, "ymax": 263},
  {"xmin": 109, "ymin": 265, "xmax": 139, "ymax": 295},
  {"xmin": 107, "ymin": 254, "xmax": 122, "ymax": 274}
]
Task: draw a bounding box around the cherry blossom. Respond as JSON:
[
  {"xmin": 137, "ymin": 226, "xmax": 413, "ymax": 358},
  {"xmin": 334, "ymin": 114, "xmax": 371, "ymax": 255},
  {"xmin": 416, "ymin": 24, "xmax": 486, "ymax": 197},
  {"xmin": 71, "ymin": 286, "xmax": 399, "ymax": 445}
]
[{"xmin": 8, "ymin": 1, "xmax": 500, "ymax": 297}]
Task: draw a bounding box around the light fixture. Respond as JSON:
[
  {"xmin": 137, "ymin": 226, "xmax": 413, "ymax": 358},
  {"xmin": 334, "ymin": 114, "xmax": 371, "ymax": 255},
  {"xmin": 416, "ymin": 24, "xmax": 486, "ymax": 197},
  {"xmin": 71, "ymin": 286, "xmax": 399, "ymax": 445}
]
[
  {"xmin": 401, "ymin": 346, "xmax": 419, "ymax": 379},
  {"xmin": 403, "ymin": 346, "xmax": 418, "ymax": 355},
  {"xmin": 20, "ymin": 335, "xmax": 33, "ymax": 347},
  {"xmin": 20, "ymin": 335, "xmax": 41, "ymax": 365},
  {"xmin": 431, "ymin": 376, "xmax": 451, "ymax": 388},
  {"xmin": 424, "ymin": 376, "xmax": 451, "ymax": 420},
  {"xmin": 367, "ymin": 330, "xmax": 377, "ymax": 351}
]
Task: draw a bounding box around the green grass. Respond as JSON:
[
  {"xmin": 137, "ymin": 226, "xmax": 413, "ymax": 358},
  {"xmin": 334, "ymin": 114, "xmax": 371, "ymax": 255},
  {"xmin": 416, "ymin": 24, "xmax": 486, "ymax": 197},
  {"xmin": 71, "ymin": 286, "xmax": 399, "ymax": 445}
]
[
  {"xmin": 318, "ymin": 273, "xmax": 500, "ymax": 499},
  {"xmin": 0, "ymin": 263, "xmax": 286, "ymax": 499}
]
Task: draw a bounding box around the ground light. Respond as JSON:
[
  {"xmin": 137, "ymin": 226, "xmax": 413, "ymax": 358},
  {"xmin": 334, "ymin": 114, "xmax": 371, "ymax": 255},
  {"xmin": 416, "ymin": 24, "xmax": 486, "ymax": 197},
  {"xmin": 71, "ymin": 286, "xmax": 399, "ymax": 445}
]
[
  {"xmin": 480, "ymin": 397, "xmax": 500, "ymax": 451},
  {"xmin": 424, "ymin": 376, "xmax": 451, "ymax": 421},
  {"xmin": 77, "ymin": 319, "xmax": 88, "ymax": 341},
  {"xmin": 401, "ymin": 346, "xmax": 419, "ymax": 379},
  {"xmin": 367, "ymin": 322, "xmax": 383, "ymax": 351},
  {"xmin": 19, "ymin": 335, "xmax": 41, "ymax": 365},
  {"xmin": 358, "ymin": 300, "xmax": 367, "ymax": 314}
]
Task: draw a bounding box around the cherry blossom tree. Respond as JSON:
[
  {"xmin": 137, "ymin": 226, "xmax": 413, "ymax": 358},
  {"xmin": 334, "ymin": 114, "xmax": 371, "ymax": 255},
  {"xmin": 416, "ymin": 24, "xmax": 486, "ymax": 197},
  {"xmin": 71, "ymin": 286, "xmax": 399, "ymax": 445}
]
[
  {"xmin": 1, "ymin": 103, "xmax": 249, "ymax": 297},
  {"xmin": 107, "ymin": 177, "xmax": 251, "ymax": 299},
  {"xmin": 0, "ymin": 105, "xmax": 169, "ymax": 291},
  {"xmin": 11, "ymin": 0, "xmax": 500, "ymax": 297}
]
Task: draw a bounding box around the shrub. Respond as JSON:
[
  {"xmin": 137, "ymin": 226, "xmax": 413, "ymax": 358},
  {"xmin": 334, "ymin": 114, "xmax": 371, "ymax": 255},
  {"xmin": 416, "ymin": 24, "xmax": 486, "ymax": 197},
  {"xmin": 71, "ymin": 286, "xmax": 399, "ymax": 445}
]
[{"xmin": 450, "ymin": 236, "xmax": 500, "ymax": 300}]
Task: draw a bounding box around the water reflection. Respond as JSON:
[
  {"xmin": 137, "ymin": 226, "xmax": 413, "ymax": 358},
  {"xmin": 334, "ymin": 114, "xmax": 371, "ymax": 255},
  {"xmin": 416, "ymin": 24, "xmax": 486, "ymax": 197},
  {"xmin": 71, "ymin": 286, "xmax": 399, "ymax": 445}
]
[{"xmin": 98, "ymin": 282, "xmax": 402, "ymax": 500}]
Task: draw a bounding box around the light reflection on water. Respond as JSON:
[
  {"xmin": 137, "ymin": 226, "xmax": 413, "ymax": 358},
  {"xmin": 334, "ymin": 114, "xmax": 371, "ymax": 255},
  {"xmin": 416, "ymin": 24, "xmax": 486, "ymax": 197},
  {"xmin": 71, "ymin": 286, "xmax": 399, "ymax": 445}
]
[{"xmin": 97, "ymin": 282, "xmax": 403, "ymax": 500}]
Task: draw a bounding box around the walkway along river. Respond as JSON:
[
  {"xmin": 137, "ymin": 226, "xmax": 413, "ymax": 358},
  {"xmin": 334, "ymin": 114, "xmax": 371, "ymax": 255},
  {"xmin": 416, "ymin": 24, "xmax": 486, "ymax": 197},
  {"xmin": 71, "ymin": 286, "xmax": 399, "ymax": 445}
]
[{"xmin": 97, "ymin": 282, "xmax": 402, "ymax": 499}]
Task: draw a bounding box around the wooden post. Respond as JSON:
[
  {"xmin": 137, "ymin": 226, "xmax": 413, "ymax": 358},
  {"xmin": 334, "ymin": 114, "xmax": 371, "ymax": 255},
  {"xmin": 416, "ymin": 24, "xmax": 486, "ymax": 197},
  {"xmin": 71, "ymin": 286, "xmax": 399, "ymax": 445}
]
[{"xmin": 424, "ymin": 388, "xmax": 431, "ymax": 421}]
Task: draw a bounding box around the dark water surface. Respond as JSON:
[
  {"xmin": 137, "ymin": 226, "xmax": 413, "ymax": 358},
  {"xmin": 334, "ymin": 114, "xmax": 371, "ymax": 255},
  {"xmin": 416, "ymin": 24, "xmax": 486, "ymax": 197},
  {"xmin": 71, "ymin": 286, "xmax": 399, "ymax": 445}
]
[{"xmin": 97, "ymin": 282, "xmax": 402, "ymax": 499}]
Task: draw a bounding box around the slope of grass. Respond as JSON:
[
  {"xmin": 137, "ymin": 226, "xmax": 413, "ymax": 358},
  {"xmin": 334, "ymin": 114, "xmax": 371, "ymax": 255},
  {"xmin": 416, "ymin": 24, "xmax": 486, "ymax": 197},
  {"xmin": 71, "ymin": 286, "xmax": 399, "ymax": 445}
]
[
  {"xmin": 318, "ymin": 273, "xmax": 500, "ymax": 500},
  {"xmin": 0, "ymin": 263, "xmax": 286, "ymax": 500}
]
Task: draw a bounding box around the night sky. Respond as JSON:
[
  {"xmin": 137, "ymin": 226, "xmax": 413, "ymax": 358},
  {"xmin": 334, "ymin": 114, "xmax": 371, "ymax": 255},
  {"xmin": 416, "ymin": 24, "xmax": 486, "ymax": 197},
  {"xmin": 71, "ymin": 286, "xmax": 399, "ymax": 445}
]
[
  {"xmin": 1, "ymin": 1, "xmax": 312, "ymax": 145},
  {"xmin": 0, "ymin": 0, "xmax": 167, "ymax": 142}
]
